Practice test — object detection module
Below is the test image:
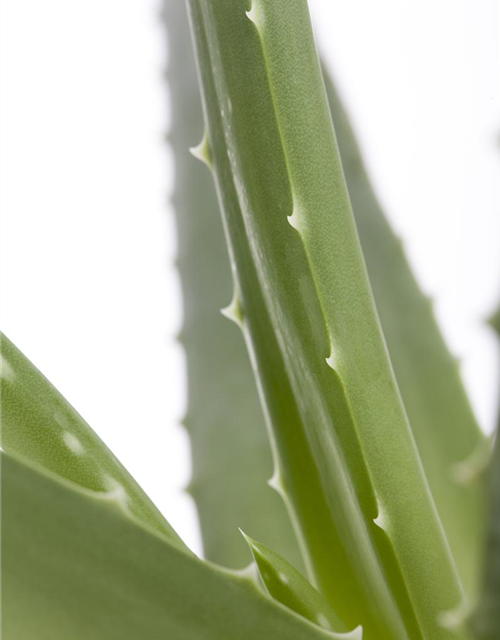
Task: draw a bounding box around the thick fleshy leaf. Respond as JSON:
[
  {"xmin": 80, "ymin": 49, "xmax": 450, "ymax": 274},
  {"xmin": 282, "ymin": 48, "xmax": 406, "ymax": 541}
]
[
  {"xmin": 162, "ymin": 0, "xmax": 303, "ymax": 571},
  {"xmin": 323, "ymin": 70, "xmax": 486, "ymax": 599},
  {"xmin": 0, "ymin": 335, "xmax": 342, "ymax": 640},
  {"xmin": 1, "ymin": 450, "xmax": 348, "ymax": 640},
  {"xmin": 166, "ymin": 0, "xmax": 485, "ymax": 599},
  {"xmin": 241, "ymin": 531, "xmax": 360, "ymax": 637},
  {"xmin": 0, "ymin": 332, "xmax": 185, "ymax": 548},
  {"xmin": 186, "ymin": 1, "xmax": 467, "ymax": 638}
]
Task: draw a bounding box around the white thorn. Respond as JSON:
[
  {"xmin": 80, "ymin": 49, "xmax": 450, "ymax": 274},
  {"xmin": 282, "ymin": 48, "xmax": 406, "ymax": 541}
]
[
  {"xmin": 341, "ymin": 627, "xmax": 364, "ymax": 640},
  {"xmin": 220, "ymin": 292, "xmax": 244, "ymax": 327},
  {"xmin": 373, "ymin": 504, "xmax": 388, "ymax": 532},
  {"xmin": 326, "ymin": 352, "xmax": 337, "ymax": 371},
  {"xmin": 246, "ymin": 5, "xmax": 259, "ymax": 27},
  {"xmin": 267, "ymin": 469, "xmax": 284, "ymax": 496},
  {"xmin": 189, "ymin": 130, "xmax": 211, "ymax": 168},
  {"xmin": 287, "ymin": 198, "xmax": 303, "ymax": 232},
  {"xmin": 287, "ymin": 214, "xmax": 299, "ymax": 231}
]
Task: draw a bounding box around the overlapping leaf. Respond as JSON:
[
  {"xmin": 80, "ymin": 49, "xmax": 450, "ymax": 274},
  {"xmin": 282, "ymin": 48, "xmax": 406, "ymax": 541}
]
[
  {"xmin": 0, "ymin": 334, "xmax": 345, "ymax": 640},
  {"xmin": 163, "ymin": 0, "xmax": 302, "ymax": 571},
  {"xmin": 186, "ymin": 1, "xmax": 467, "ymax": 638}
]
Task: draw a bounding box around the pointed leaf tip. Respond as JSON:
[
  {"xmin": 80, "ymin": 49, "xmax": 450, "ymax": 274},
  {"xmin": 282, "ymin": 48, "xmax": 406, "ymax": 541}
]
[{"xmin": 240, "ymin": 531, "xmax": 359, "ymax": 638}]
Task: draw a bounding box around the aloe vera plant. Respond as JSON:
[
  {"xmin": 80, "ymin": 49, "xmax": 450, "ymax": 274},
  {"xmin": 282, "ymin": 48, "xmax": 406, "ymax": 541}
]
[{"xmin": 1, "ymin": 1, "xmax": 498, "ymax": 639}]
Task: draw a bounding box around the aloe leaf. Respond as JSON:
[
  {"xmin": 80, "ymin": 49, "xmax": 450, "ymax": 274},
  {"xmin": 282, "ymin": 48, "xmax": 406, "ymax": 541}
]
[
  {"xmin": 0, "ymin": 332, "xmax": 185, "ymax": 548},
  {"xmin": 0, "ymin": 336, "xmax": 342, "ymax": 640},
  {"xmin": 322, "ymin": 69, "xmax": 486, "ymax": 598},
  {"xmin": 187, "ymin": 3, "xmax": 393, "ymax": 636},
  {"xmin": 1, "ymin": 450, "xmax": 349, "ymax": 640},
  {"xmin": 168, "ymin": 0, "xmax": 484, "ymax": 592},
  {"xmin": 241, "ymin": 531, "xmax": 360, "ymax": 638},
  {"xmin": 186, "ymin": 1, "xmax": 467, "ymax": 638},
  {"xmin": 163, "ymin": 0, "xmax": 302, "ymax": 571}
]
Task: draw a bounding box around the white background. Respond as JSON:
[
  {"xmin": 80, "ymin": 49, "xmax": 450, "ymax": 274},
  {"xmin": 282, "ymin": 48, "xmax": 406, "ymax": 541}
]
[{"xmin": 1, "ymin": 0, "xmax": 499, "ymax": 556}]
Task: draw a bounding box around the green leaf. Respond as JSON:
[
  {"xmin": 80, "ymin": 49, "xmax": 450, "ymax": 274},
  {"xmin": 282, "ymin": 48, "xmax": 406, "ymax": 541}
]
[
  {"xmin": 0, "ymin": 335, "xmax": 341, "ymax": 640},
  {"xmin": 322, "ymin": 68, "xmax": 486, "ymax": 598},
  {"xmin": 241, "ymin": 531, "xmax": 359, "ymax": 638},
  {"xmin": 1, "ymin": 450, "xmax": 348, "ymax": 640},
  {"xmin": 0, "ymin": 332, "xmax": 185, "ymax": 549},
  {"xmin": 168, "ymin": 0, "xmax": 485, "ymax": 599},
  {"xmin": 187, "ymin": 2, "xmax": 390, "ymax": 634},
  {"xmin": 186, "ymin": 1, "xmax": 467, "ymax": 638},
  {"xmin": 162, "ymin": 0, "xmax": 303, "ymax": 571}
]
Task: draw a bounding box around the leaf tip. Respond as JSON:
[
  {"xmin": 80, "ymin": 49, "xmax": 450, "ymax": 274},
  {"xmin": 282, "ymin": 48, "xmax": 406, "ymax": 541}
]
[{"xmin": 287, "ymin": 198, "xmax": 303, "ymax": 233}]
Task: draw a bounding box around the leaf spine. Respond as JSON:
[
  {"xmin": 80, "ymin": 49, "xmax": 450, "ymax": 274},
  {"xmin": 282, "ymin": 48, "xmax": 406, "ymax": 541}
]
[
  {"xmin": 373, "ymin": 502, "xmax": 389, "ymax": 533},
  {"xmin": 220, "ymin": 289, "xmax": 244, "ymax": 327},
  {"xmin": 338, "ymin": 628, "xmax": 364, "ymax": 640},
  {"xmin": 189, "ymin": 130, "xmax": 212, "ymax": 169},
  {"xmin": 245, "ymin": 3, "xmax": 261, "ymax": 29},
  {"xmin": 325, "ymin": 344, "xmax": 338, "ymax": 372},
  {"xmin": 287, "ymin": 197, "xmax": 303, "ymax": 233},
  {"xmin": 267, "ymin": 467, "xmax": 286, "ymax": 497}
]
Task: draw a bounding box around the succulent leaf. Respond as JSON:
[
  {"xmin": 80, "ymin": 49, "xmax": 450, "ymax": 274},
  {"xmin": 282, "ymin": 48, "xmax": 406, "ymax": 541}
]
[
  {"xmin": 163, "ymin": 0, "xmax": 304, "ymax": 570},
  {"xmin": 241, "ymin": 530, "xmax": 361, "ymax": 638},
  {"xmin": 0, "ymin": 333, "xmax": 185, "ymax": 548},
  {"xmin": 2, "ymin": 449, "xmax": 346, "ymax": 640},
  {"xmin": 186, "ymin": 1, "xmax": 468, "ymax": 637},
  {"xmin": 322, "ymin": 68, "xmax": 487, "ymax": 600},
  {"xmin": 0, "ymin": 335, "xmax": 338, "ymax": 640}
]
